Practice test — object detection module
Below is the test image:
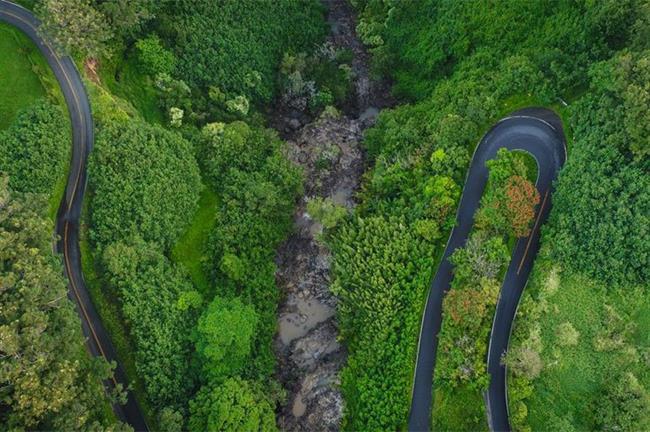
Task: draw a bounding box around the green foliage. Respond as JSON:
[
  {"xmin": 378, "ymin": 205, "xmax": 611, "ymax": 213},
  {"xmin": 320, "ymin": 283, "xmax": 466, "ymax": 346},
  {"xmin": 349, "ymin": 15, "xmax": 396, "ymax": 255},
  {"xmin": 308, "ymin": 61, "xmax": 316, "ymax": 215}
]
[
  {"xmin": 158, "ymin": 0, "xmax": 327, "ymax": 104},
  {"xmin": 0, "ymin": 99, "xmax": 69, "ymax": 194},
  {"xmin": 594, "ymin": 372, "xmax": 650, "ymax": 432},
  {"xmin": 194, "ymin": 296, "xmax": 258, "ymax": 381},
  {"xmin": 0, "ymin": 179, "xmax": 120, "ymax": 430},
  {"xmin": 475, "ymin": 149, "xmax": 539, "ymax": 238},
  {"xmin": 204, "ymin": 131, "xmax": 301, "ymax": 376},
  {"xmin": 89, "ymin": 118, "xmax": 202, "ymax": 250},
  {"xmin": 278, "ymin": 46, "xmax": 354, "ymax": 113},
  {"xmin": 188, "ymin": 378, "xmax": 277, "ymax": 432},
  {"xmin": 37, "ymin": 0, "xmax": 113, "ymax": 59},
  {"xmin": 330, "ymin": 215, "xmax": 434, "ymax": 431},
  {"xmin": 135, "ymin": 35, "xmax": 176, "ymax": 76},
  {"xmin": 508, "ymin": 251, "xmax": 650, "ymax": 432},
  {"xmin": 100, "ymin": 52, "xmax": 165, "ymax": 124},
  {"xmin": 354, "ymin": 0, "xmax": 641, "ymax": 99},
  {"xmin": 547, "ymin": 52, "xmax": 650, "ymax": 287},
  {"xmin": 306, "ymin": 197, "xmax": 348, "ymax": 229},
  {"xmin": 102, "ymin": 236, "xmax": 198, "ymax": 409},
  {"xmin": 434, "ymin": 234, "xmax": 507, "ymax": 395}
]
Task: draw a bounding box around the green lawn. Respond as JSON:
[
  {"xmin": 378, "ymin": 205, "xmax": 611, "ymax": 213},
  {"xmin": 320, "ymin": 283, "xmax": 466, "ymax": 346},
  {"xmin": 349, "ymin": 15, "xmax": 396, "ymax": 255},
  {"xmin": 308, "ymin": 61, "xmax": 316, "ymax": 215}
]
[
  {"xmin": 171, "ymin": 187, "xmax": 219, "ymax": 293},
  {"xmin": 0, "ymin": 23, "xmax": 46, "ymax": 129},
  {"xmin": 509, "ymin": 254, "xmax": 650, "ymax": 430}
]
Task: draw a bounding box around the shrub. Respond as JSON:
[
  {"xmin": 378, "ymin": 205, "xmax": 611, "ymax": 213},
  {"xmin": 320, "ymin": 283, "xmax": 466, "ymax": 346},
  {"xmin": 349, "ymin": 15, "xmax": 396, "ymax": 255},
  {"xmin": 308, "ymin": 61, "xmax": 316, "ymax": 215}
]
[
  {"xmin": 89, "ymin": 118, "xmax": 202, "ymax": 250},
  {"xmin": 102, "ymin": 236, "xmax": 198, "ymax": 408},
  {"xmin": 188, "ymin": 378, "xmax": 277, "ymax": 432},
  {"xmin": 0, "ymin": 100, "xmax": 68, "ymax": 194},
  {"xmin": 135, "ymin": 35, "xmax": 176, "ymax": 76}
]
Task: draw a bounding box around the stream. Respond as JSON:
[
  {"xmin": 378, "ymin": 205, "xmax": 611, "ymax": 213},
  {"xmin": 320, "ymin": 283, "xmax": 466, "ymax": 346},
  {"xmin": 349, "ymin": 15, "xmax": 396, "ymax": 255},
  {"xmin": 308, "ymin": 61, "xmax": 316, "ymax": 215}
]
[{"xmin": 273, "ymin": 0, "xmax": 393, "ymax": 430}]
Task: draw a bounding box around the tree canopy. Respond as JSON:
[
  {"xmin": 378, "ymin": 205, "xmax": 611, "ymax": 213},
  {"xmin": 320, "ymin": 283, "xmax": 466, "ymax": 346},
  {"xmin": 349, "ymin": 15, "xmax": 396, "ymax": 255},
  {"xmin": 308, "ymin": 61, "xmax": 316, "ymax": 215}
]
[
  {"xmin": 0, "ymin": 178, "xmax": 121, "ymax": 430},
  {"xmin": 89, "ymin": 118, "xmax": 202, "ymax": 250}
]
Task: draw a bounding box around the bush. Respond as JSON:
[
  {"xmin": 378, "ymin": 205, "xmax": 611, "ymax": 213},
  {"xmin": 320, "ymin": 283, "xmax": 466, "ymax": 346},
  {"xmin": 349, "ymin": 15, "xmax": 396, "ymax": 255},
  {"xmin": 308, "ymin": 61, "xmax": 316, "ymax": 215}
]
[
  {"xmin": 188, "ymin": 378, "xmax": 277, "ymax": 432},
  {"xmin": 194, "ymin": 296, "xmax": 258, "ymax": 381},
  {"xmin": 102, "ymin": 236, "xmax": 198, "ymax": 408},
  {"xmin": 330, "ymin": 215, "xmax": 434, "ymax": 430},
  {"xmin": 0, "ymin": 100, "xmax": 68, "ymax": 194},
  {"xmin": 89, "ymin": 118, "xmax": 202, "ymax": 250},
  {"xmin": 135, "ymin": 35, "xmax": 176, "ymax": 76},
  {"xmin": 159, "ymin": 0, "xmax": 327, "ymax": 103}
]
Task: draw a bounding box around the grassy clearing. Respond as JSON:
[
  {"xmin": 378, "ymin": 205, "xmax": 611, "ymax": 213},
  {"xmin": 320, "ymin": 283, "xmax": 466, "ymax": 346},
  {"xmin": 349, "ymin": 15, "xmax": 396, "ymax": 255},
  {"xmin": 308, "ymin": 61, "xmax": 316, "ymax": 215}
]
[
  {"xmin": 99, "ymin": 53, "xmax": 164, "ymax": 124},
  {"xmin": 509, "ymin": 254, "xmax": 650, "ymax": 430},
  {"xmin": 79, "ymin": 201, "xmax": 158, "ymax": 430},
  {"xmin": 171, "ymin": 187, "xmax": 219, "ymax": 293},
  {"xmin": 0, "ymin": 23, "xmax": 46, "ymax": 129}
]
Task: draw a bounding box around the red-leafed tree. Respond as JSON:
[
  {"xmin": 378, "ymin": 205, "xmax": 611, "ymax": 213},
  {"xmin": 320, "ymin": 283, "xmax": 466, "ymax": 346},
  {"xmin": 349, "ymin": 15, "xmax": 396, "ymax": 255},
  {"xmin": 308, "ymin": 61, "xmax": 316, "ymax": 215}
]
[{"xmin": 504, "ymin": 175, "xmax": 540, "ymax": 237}]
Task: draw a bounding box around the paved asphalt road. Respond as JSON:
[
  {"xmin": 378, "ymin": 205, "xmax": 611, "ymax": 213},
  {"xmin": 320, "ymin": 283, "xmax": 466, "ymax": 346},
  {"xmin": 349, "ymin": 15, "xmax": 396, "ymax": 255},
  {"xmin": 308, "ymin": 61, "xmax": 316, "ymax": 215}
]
[
  {"xmin": 0, "ymin": 2, "xmax": 148, "ymax": 430},
  {"xmin": 408, "ymin": 108, "xmax": 566, "ymax": 432}
]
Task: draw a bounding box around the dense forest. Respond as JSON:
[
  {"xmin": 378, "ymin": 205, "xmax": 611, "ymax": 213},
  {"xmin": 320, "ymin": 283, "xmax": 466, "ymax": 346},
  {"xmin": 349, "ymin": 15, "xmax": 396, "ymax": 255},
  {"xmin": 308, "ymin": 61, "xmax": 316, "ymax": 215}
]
[
  {"xmin": 333, "ymin": 0, "xmax": 649, "ymax": 430},
  {"xmin": 1, "ymin": 0, "xmax": 648, "ymax": 431}
]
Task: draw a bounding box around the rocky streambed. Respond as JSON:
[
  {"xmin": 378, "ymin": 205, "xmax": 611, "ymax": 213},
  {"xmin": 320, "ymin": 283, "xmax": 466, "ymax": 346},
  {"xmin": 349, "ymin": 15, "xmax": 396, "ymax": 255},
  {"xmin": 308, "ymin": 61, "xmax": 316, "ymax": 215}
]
[{"xmin": 274, "ymin": 0, "xmax": 392, "ymax": 430}]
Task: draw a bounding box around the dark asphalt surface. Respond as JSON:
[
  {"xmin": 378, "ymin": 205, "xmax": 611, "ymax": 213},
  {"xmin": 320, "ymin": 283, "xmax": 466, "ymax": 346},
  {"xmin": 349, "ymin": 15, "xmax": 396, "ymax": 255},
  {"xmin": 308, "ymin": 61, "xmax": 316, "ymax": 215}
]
[
  {"xmin": 408, "ymin": 108, "xmax": 566, "ymax": 432},
  {"xmin": 0, "ymin": 2, "xmax": 148, "ymax": 430}
]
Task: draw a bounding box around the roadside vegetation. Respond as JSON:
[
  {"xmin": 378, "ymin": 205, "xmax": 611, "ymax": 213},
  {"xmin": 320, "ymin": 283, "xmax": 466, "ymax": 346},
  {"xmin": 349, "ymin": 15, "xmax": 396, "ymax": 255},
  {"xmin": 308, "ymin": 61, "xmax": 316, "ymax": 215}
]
[
  {"xmin": 327, "ymin": 0, "xmax": 650, "ymax": 430},
  {"xmin": 0, "ymin": 14, "xmax": 117, "ymax": 430},
  {"xmin": 3, "ymin": 0, "xmax": 648, "ymax": 431},
  {"xmin": 29, "ymin": 0, "xmax": 327, "ymax": 429},
  {"xmin": 432, "ymin": 149, "xmax": 538, "ymax": 431},
  {"xmin": 508, "ymin": 50, "xmax": 650, "ymax": 431},
  {"xmin": 0, "ymin": 179, "xmax": 121, "ymax": 430}
]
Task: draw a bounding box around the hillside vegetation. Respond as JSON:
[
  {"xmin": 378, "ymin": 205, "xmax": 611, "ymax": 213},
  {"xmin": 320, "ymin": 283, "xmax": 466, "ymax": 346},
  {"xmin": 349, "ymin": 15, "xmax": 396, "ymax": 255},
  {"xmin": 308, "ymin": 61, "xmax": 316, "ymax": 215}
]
[
  {"xmin": 327, "ymin": 0, "xmax": 650, "ymax": 430},
  {"xmin": 27, "ymin": 0, "xmax": 327, "ymax": 429},
  {"xmin": 2, "ymin": 0, "xmax": 648, "ymax": 431}
]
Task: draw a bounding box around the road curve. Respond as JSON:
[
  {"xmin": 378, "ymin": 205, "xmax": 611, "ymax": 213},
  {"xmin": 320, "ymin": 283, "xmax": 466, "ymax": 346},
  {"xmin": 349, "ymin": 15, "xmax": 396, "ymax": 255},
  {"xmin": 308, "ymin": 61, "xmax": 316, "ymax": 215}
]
[
  {"xmin": 0, "ymin": 2, "xmax": 148, "ymax": 430},
  {"xmin": 408, "ymin": 108, "xmax": 566, "ymax": 432}
]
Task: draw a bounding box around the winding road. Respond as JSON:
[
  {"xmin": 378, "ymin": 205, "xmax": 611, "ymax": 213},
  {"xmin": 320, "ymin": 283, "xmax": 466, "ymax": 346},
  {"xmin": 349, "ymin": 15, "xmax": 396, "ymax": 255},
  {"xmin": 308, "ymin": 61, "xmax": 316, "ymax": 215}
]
[
  {"xmin": 408, "ymin": 108, "xmax": 566, "ymax": 432},
  {"xmin": 0, "ymin": 1, "xmax": 148, "ymax": 430},
  {"xmin": 2, "ymin": 1, "xmax": 567, "ymax": 430}
]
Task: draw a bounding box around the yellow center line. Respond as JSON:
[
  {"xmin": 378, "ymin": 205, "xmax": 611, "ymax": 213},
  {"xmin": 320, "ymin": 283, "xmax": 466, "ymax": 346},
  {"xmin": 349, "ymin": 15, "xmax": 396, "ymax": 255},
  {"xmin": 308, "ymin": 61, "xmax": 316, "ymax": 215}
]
[
  {"xmin": 517, "ymin": 189, "xmax": 549, "ymax": 275},
  {"xmin": 64, "ymin": 224, "xmax": 120, "ymax": 388},
  {"xmin": 3, "ymin": 8, "xmax": 116, "ymax": 386}
]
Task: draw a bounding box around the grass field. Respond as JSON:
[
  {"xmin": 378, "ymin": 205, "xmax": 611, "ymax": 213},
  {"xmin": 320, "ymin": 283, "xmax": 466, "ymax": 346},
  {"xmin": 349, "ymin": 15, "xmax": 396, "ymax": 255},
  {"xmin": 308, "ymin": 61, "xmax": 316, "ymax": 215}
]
[
  {"xmin": 171, "ymin": 187, "xmax": 219, "ymax": 293},
  {"xmin": 508, "ymin": 251, "xmax": 650, "ymax": 430},
  {"xmin": 0, "ymin": 23, "xmax": 47, "ymax": 129}
]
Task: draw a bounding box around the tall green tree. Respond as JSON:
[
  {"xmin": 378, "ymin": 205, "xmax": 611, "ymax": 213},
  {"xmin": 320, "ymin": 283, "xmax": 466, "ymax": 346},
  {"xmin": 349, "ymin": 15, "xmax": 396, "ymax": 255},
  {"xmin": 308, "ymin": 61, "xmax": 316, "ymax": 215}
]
[
  {"xmin": 102, "ymin": 236, "xmax": 198, "ymax": 408},
  {"xmin": 188, "ymin": 378, "xmax": 277, "ymax": 432},
  {"xmin": 0, "ymin": 178, "xmax": 122, "ymax": 430},
  {"xmin": 89, "ymin": 118, "xmax": 202, "ymax": 250},
  {"xmin": 194, "ymin": 296, "xmax": 257, "ymax": 381},
  {"xmin": 0, "ymin": 100, "xmax": 69, "ymax": 195}
]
